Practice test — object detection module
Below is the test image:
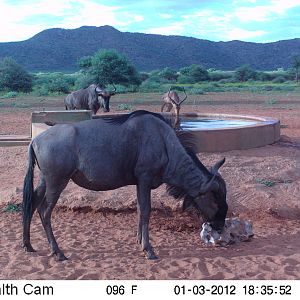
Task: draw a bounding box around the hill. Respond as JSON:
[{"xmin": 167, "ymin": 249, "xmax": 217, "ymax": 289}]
[{"xmin": 0, "ymin": 25, "xmax": 299, "ymax": 72}]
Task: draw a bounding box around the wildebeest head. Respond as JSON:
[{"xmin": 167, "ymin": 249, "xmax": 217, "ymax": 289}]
[
  {"xmin": 95, "ymin": 84, "xmax": 117, "ymax": 112},
  {"xmin": 167, "ymin": 157, "xmax": 228, "ymax": 233}
]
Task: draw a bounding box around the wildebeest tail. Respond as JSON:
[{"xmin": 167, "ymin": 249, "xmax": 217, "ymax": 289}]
[{"xmin": 22, "ymin": 143, "xmax": 36, "ymax": 226}]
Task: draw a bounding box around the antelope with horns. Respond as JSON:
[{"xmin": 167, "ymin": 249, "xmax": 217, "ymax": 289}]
[{"xmin": 161, "ymin": 87, "xmax": 187, "ymax": 128}]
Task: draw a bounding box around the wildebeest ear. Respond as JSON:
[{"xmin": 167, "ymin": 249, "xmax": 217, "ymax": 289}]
[
  {"xmin": 211, "ymin": 157, "xmax": 225, "ymax": 175},
  {"xmin": 182, "ymin": 196, "xmax": 194, "ymax": 211}
]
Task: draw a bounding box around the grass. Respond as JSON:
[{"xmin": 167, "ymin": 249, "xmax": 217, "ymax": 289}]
[
  {"xmin": 3, "ymin": 202, "xmax": 21, "ymax": 213},
  {"xmin": 264, "ymin": 98, "xmax": 278, "ymax": 106},
  {"xmin": 0, "ymin": 88, "xmax": 299, "ymax": 111},
  {"xmin": 256, "ymin": 178, "xmax": 276, "ymax": 187},
  {"xmin": 115, "ymin": 103, "xmax": 135, "ymax": 111}
]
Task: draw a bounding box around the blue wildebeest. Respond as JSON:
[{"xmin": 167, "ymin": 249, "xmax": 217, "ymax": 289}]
[
  {"xmin": 64, "ymin": 84, "xmax": 116, "ymax": 114},
  {"xmin": 22, "ymin": 110, "xmax": 227, "ymax": 260}
]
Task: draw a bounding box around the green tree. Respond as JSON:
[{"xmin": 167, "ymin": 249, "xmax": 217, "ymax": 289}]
[
  {"xmin": 81, "ymin": 49, "xmax": 141, "ymax": 86},
  {"xmin": 77, "ymin": 56, "xmax": 92, "ymax": 72},
  {"xmin": 34, "ymin": 72, "xmax": 75, "ymax": 94},
  {"xmin": 291, "ymin": 54, "xmax": 300, "ymax": 83},
  {"xmin": 158, "ymin": 67, "xmax": 178, "ymax": 82},
  {"xmin": 178, "ymin": 64, "xmax": 209, "ymax": 83},
  {"xmin": 234, "ymin": 65, "xmax": 257, "ymax": 82},
  {"xmin": 0, "ymin": 57, "xmax": 33, "ymax": 92}
]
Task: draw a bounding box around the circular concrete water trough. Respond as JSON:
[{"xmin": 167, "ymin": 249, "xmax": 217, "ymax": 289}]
[
  {"xmin": 93, "ymin": 112, "xmax": 280, "ymax": 153},
  {"xmin": 176, "ymin": 112, "xmax": 280, "ymax": 152},
  {"xmin": 1, "ymin": 111, "xmax": 279, "ymax": 151}
]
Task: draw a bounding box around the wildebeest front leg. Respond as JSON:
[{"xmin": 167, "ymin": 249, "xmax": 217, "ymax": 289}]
[{"xmin": 136, "ymin": 181, "xmax": 158, "ymax": 260}]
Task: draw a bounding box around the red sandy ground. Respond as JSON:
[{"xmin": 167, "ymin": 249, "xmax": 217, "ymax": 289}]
[{"xmin": 0, "ymin": 92, "xmax": 300, "ymax": 279}]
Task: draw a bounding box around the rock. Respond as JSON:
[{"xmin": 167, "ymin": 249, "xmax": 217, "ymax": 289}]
[{"xmin": 200, "ymin": 217, "xmax": 254, "ymax": 246}]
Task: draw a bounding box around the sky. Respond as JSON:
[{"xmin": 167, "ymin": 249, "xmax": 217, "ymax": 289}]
[{"xmin": 0, "ymin": 0, "xmax": 299, "ymax": 43}]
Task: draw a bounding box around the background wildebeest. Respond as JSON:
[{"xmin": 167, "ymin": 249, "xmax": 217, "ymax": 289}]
[
  {"xmin": 64, "ymin": 84, "xmax": 116, "ymax": 114},
  {"xmin": 161, "ymin": 87, "xmax": 187, "ymax": 128},
  {"xmin": 23, "ymin": 110, "xmax": 227, "ymax": 260}
]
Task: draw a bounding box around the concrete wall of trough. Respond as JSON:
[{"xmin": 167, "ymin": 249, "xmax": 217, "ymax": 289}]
[{"xmin": 29, "ymin": 111, "xmax": 280, "ymax": 153}]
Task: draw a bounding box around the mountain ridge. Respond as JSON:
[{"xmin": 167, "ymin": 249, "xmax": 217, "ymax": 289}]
[{"xmin": 0, "ymin": 25, "xmax": 299, "ymax": 72}]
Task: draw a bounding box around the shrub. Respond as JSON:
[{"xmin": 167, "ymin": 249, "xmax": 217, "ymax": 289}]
[
  {"xmin": 73, "ymin": 73, "xmax": 96, "ymax": 90},
  {"xmin": 1, "ymin": 91, "xmax": 18, "ymax": 98},
  {"xmin": 188, "ymin": 88, "xmax": 204, "ymax": 95},
  {"xmin": 179, "ymin": 64, "xmax": 209, "ymax": 83},
  {"xmin": 3, "ymin": 202, "xmax": 21, "ymax": 213},
  {"xmin": 209, "ymin": 70, "xmax": 233, "ymax": 81},
  {"xmin": 234, "ymin": 65, "xmax": 258, "ymax": 82},
  {"xmin": 158, "ymin": 67, "xmax": 178, "ymax": 82},
  {"xmin": 0, "ymin": 57, "xmax": 33, "ymax": 92},
  {"xmin": 34, "ymin": 72, "xmax": 75, "ymax": 94},
  {"xmin": 272, "ymin": 76, "xmax": 286, "ymax": 83},
  {"xmin": 139, "ymin": 79, "xmax": 162, "ymax": 92},
  {"xmin": 177, "ymin": 74, "xmax": 193, "ymax": 84}
]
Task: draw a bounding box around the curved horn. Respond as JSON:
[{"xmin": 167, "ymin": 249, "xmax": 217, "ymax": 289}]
[
  {"xmin": 179, "ymin": 88, "xmax": 187, "ymax": 105},
  {"xmin": 168, "ymin": 87, "xmax": 178, "ymax": 106},
  {"xmin": 211, "ymin": 158, "xmax": 226, "ymax": 175},
  {"xmin": 95, "ymin": 84, "xmax": 103, "ymax": 93},
  {"xmin": 109, "ymin": 83, "xmax": 117, "ymax": 95},
  {"xmin": 200, "ymin": 175, "xmax": 219, "ymax": 194}
]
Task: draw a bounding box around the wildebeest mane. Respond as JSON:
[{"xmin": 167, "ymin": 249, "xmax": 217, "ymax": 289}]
[
  {"xmin": 176, "ymin": 131, "xmax": 211, "ymax": 177},
  {"xmin": 103, "ymin": 110, "xmax": 170, "ymax": 126},
  {"xmin": 166, "ymin": 132, "xmax": 212, "ymax": 202}
]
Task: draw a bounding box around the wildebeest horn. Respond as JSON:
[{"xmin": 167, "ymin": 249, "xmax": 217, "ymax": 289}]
[
  {"xmin": 179, "ymin": 88, "xmax": 187, "ymax": 105},
  {"xmin": 108, "ymin": 83, "xmax": 117, "ymax": 95},
  {"xmin": 200, "ymin": 175, "xmax": 219, "ymax": 194},
  {"xmin": 211, "ymin": 158, "xmax": 226, "ymax": 175},
  {"xmin": 95, "ymin": 85, "xmax": 103, "ymax": 93}
]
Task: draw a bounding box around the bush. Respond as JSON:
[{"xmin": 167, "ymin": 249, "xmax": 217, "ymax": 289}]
[
  {"xmin": 209, "ymin": 70, "xmax": 233, "ymax": 81},
  {"xmin": 188, "ymin": 88, "xmax": 204, "ymax": 95},
  {"xmin": 3, "ymin": 202, "xmax": 21, "ymax": 213},
  {"xmin": 0, "ymin": 91, "xmax": 18, "ymax": 98},
  {"xmin": 218, "ymin": 78, "xmax": 236, "ymax": 84},
  {"xmin": 139, "ymin": 79, "xmax": 162, "ymax": 92},
  {"xmin": 0, "ymin": 57, "xmax": 33, "ymax": 92},
  {"xmin": 34, "ymin": 72, "xmax": 75, "ymax": 94},
  {"xmin": 74, "ymin": 73, "xmax": 96, "ymax": 90},
  {"xmin": 272, "ymin": 76, "xmax": 286, "ymax": 83},
  {"xmin": 32, "ymin": 86, "xmax": 50, "ymax": 96},
  {"xmin": 177, "ymin": 74, "xmax": 193, "ymax": 84},
  {"xmin": 158, "ymin": 67, "xmax": 178, "ymax": 82},
  {"xmin": 234, "ymin": 65, "xmax": 258, "ymax": 82},
  {"xmin": 179, "ymin": 64, "xmax": 209, "ymax": 83}
]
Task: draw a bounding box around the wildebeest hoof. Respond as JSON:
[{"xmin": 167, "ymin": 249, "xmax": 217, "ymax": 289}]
[
  {"xmin": 51, "ymin": 252, "xmax": 68, "ymax": 261},
  {"xmin": 23, "ymin": 243, "xmax": 36, "ymax": 252},
  {"xmin": 144, "ymin": 250, "xmax": 158, "ymax": 260}
]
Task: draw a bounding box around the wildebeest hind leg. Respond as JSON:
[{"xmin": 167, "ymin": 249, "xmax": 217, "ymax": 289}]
[
  {"xmin": 23, "ymin": 176, "xmax": 46, "ymax": 252},
  {"xmin": 38, "ymin": 179, "xmax": 69, "ymax": 261},
  {"xmin": 136, "ymin": 180, "xmax": 158, "ymax": 260}
]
